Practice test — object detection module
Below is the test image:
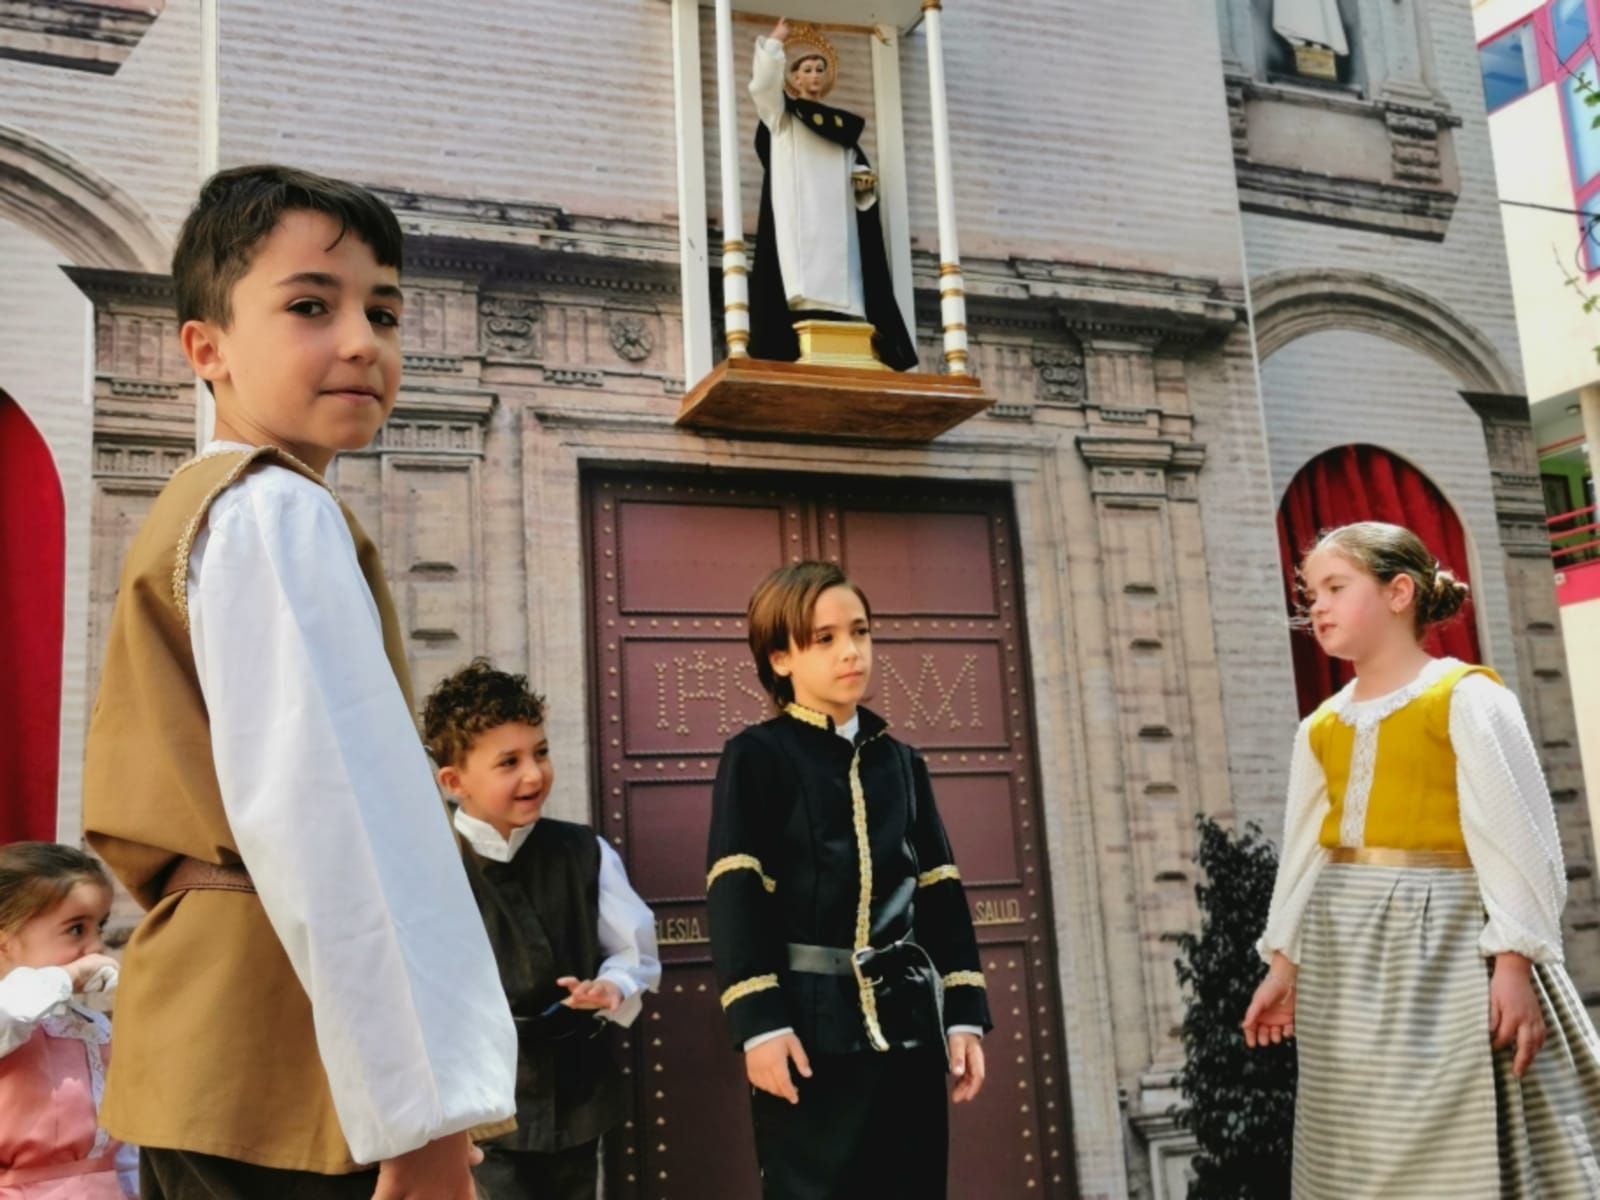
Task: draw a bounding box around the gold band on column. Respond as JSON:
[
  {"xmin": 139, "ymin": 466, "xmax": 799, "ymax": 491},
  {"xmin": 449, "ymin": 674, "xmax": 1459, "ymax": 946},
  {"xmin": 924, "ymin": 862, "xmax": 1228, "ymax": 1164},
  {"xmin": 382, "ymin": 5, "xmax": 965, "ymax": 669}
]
[
  {"xmin": 940, "ymin": 286, "xmax": 965, "ymax": 301},
  {"xmin": 725, "ymin": 301, "xmax": 749, "ymax": 313},
  {"xmin": 938, "ymin": 262, "xmax": 962, "ymax": 277}
]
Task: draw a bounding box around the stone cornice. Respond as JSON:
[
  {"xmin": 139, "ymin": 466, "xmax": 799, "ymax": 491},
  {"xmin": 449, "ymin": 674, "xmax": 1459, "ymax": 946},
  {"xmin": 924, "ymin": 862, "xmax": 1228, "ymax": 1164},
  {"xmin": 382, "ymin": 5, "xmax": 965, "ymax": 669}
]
[
  {"xmin": 0, "ymin": 0, "xmax": 165, "ymax": 76},
  {"xmin": 406, "ymin": 234, "xmax": 680, "ymax": 296},
  {"xmin": 1077, "ymin": 435, "xmax": 1205, "ymax": 472},
  {"xmin": 390, "ymin": 189, "xmax": 1244, "ymax": 344},
  {"xmin": 920, "ymin": 253, "xmax": 1244, "ymax": 346},
  {"xmin": 62, "ymin": 265, "xmax": 173, "ymax": 308},
  {"xmin": 377, "ymin": 187, "xmax": 682, "ymax": 275},
  {"xmin": 1459, "ymin": 390, "xmax": 1534, "ymax": 425}
]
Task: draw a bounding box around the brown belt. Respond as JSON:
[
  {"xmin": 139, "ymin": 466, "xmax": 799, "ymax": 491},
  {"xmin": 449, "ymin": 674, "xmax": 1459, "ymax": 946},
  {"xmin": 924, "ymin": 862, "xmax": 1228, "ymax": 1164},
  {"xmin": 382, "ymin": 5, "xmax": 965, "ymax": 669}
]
[
  {"xmin": 162, "ymin": 856, "xmax": 256, "ymax": 898},
  {"xmin": 1327, "ymin": 847, "xmax": 1472, "ymax": 870}
]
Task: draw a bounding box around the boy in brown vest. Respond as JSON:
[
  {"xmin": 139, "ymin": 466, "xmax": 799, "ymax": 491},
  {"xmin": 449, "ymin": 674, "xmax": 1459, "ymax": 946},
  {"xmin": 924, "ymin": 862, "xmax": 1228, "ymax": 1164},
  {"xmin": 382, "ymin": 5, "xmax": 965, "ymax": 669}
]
[
  {"xmin": 423, "ymin": 660, "xmax": 660, "ymax": 1199},
  {"xmin": 83, "ymin": 165, "xmax": 516, "ymax": 1200}
]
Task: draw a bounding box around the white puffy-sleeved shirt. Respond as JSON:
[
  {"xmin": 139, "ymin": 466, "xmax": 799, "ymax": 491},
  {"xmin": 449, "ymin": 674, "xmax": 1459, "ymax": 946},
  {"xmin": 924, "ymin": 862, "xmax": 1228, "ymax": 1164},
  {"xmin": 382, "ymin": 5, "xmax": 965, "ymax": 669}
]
[
  {"xmin": 451, "ymin": 807, "xmax": 663, "ymax": 1027},
  {"xmin": 749, "ymin": 35, "xmax": 870, "ymax": 317},
  {"xmin": 1259, "ymin": 657, "xmax": 1568, "ymax": 967},
  {"xmin": 185, "ymin": 441, "xmax": 517, "ymax": 1164}
]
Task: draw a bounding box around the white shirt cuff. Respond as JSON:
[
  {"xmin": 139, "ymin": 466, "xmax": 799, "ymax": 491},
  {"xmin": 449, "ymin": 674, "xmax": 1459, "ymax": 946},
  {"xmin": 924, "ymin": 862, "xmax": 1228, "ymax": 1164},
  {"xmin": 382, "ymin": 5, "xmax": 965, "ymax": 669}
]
[
  {"xmin": 743, "ymin": 1026, "xmax": 795, "ymax": 1053},
  {"xmin": 947, "ymin": 1025, "xmax": 984, "ymax": 1039}
]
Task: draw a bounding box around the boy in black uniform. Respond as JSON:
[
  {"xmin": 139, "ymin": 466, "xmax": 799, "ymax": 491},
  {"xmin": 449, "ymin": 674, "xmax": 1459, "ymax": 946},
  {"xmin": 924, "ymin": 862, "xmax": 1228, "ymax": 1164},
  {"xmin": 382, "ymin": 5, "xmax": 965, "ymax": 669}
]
[
  {"xmin": 707, "ymin": 561, "xmax": 991, "ymax": 1199},
  {"xmin": 424, "ymin": 660, "xmax": 661, "ymax": 1199}
]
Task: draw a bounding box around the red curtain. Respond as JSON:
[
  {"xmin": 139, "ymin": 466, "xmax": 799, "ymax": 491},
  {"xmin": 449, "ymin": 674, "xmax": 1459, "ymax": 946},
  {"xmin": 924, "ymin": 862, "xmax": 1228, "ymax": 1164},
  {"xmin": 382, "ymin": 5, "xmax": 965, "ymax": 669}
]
[
  {"xmin": 1276, "ymin": 444, "xmax": 1480, "ymax": 717},
  {"xmin": 0, "ymin": 395, "xmax": 65, "ymax": 841}
]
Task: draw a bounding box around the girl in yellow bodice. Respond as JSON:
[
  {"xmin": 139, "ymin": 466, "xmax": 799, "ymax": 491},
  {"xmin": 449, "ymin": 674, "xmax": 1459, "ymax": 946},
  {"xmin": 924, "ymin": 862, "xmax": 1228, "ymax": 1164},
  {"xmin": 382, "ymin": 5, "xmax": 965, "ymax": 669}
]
[{"xmin": 1241, "ymin": 522, "xmax": 1600, "ymax": 1200}]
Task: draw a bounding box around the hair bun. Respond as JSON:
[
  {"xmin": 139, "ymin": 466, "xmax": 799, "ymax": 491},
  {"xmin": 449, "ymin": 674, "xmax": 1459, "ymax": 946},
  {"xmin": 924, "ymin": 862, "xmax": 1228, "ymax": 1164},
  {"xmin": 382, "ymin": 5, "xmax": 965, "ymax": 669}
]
[{"xmin": 1421, "ymin": 567, "xmax": 1469, "ymax": 626}]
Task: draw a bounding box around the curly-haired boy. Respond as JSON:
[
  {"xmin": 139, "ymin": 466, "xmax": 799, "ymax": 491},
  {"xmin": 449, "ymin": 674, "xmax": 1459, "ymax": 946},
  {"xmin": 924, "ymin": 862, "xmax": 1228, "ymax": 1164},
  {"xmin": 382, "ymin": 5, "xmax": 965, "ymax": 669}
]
[{"xmin": 424, "ymin": 659, "xmax": 660, "ymax": 1200}]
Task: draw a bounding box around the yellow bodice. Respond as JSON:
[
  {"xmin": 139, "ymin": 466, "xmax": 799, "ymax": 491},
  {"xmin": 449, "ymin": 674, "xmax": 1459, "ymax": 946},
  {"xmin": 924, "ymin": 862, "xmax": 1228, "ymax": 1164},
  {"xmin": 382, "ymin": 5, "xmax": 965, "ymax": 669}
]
[{"xmin": 1311, "ymin": 662, "xmax": 1502, "ymax": 853}]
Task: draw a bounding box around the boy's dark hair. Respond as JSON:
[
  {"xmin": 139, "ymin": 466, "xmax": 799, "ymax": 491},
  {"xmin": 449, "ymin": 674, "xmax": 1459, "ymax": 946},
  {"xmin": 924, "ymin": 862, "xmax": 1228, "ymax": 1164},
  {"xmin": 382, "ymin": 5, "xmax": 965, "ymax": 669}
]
[
  {"xmin": 746, "ymin": 560, "xmax": 872, "ymax": 705},
  {"xmin": 172, "ymin": 163, "xmax": 404, "ymax": 328},
  {"xmin": 423, "ymin": 658, "xmax": 548, "ymax": 769},
  {"xmin": 0, "ymin": 842, "xmax": 111, "ymax": 938}
]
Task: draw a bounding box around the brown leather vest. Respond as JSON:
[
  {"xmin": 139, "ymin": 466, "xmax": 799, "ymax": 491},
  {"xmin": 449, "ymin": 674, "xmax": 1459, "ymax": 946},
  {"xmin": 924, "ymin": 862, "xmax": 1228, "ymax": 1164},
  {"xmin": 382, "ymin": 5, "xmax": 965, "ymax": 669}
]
[{"xmin": 84, "ymin": 447, "xmax": 510, "ymax": 1172}]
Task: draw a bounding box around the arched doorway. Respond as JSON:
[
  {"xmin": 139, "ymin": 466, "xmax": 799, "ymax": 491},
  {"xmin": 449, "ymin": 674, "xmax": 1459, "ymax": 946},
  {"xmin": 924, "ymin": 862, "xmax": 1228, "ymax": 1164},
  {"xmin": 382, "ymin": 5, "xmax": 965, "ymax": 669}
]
[
  {"xmin": 1277, "ymin": 443, "xmax": 1481, "ymax": 716},
  {"xmin": 0, "ymin": 393, "xmax": 65, "ymax": 840}
]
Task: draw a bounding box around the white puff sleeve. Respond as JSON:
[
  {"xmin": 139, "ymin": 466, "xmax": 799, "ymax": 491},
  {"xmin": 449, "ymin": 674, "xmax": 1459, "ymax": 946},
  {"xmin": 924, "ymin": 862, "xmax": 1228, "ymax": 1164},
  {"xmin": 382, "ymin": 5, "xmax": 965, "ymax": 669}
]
[
  {"xmin": 1452, "ymin": 673, "xmax": 1567, "ymax": 964},
  {"xmin": 1257, "ymin": 717, "xmax": 1332, "ymax": 966}
]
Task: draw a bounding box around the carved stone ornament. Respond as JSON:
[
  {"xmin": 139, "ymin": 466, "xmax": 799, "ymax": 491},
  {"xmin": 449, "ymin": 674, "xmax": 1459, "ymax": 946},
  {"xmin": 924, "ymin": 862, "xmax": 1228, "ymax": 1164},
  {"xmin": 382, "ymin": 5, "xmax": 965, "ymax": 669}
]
[
  {"xmin": 478, "ymin": 295, "xmax": 541, "ymax": 359},
  {"xmin": 610, "ymin": 314, "xmax": 655, "ymax": 363},
  {"xmin": 1034, "ymin": 346, "xmax": 1086, "ymax": 405}
]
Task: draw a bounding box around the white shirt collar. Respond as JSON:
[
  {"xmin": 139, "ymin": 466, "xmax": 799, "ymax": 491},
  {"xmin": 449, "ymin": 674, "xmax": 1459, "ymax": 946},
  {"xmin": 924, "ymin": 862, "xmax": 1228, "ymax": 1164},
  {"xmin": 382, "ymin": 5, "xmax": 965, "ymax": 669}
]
[
  {"xmin": 452, "ymin": 806, "xmax": 536, "ymax": 863},
  {"xmin": 836, "ymin": 712, "xmax": 859, "ymax": 743}
]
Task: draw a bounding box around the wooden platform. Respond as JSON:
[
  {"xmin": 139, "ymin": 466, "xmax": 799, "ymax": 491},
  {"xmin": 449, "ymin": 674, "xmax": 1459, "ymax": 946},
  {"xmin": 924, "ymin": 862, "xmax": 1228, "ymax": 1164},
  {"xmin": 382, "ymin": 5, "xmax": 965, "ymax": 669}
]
[{"xmin": 675, "ymin": 356, "xmax": 992, "ymax": 443}]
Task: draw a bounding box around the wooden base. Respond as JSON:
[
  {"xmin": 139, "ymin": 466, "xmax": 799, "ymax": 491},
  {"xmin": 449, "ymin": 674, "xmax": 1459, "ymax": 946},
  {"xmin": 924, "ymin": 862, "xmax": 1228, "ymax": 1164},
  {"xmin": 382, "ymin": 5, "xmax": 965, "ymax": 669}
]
[{"xmin": 676, "ymin": 356, "xmax": 992, "ymax": 443}]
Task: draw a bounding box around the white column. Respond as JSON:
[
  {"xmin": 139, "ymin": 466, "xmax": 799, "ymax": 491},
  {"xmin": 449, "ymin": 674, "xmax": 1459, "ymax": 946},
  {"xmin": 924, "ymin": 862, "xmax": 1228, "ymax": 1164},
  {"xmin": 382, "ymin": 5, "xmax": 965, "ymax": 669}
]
[
  {"xmin": 871, "ymin": 25, "xmax": 915, "ymax": 341},
  {"xmin": 1582, "ymin": 385, "xmax": 1600, "ymax": 495},
  {"xmin": 714, "ymin": 0, "xmax": 750, "ymax": 358},
  {"xmin": 671, "ymin": 0, "xmax": 713, "ymax": 384},
  {"xmin": 196, "ymin": 0, "xmax": 220, "ymax": 448},
  {"xmin": 922, "ymin": 1, "xmax": 968, "ymax": 376}
]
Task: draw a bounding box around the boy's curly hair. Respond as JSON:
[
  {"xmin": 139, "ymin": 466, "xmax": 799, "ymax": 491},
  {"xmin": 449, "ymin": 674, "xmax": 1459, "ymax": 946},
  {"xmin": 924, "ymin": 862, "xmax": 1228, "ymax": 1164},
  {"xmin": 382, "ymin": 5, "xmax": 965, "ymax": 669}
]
[{"xmin": 422, "ymin": 658, "xmax": 547, "ymax": 768}]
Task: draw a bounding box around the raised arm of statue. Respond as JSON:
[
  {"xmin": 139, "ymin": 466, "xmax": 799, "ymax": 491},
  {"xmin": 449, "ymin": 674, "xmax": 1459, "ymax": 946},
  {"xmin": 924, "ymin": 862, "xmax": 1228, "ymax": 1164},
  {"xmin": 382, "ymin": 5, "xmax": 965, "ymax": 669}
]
[{"xmin": 750, "ymin": 28, "xmax": 789, "ymax": 129}]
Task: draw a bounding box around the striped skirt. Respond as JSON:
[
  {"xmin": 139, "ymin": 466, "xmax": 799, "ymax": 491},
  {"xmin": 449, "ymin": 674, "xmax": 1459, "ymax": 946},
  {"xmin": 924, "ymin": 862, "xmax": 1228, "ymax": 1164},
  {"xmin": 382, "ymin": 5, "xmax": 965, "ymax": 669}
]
[{"xmin": 1293, "ymin": 861, "xmax": 1600, "ymax": 1198}]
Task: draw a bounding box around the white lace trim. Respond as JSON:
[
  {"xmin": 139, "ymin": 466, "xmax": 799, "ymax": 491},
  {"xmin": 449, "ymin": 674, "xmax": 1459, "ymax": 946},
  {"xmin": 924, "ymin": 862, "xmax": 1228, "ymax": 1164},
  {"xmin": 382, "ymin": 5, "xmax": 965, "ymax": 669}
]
[
  {"xmin": 42, "ymin": 1006, "xmax": 113, "ymax": 1157},
  {"xmin": 1328, "ymin": 657, "xmax": 1461, "ymax": 848}
]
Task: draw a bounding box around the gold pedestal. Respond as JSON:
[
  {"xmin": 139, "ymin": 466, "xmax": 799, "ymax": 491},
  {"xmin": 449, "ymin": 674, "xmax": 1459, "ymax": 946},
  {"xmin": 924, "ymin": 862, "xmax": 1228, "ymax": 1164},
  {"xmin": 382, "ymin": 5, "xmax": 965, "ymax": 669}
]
[
  {"xmin": 793, "ymin": 319, "xmax": 887, "ymax": 371},
  {"xmin": 1293, "ymin": 45, "xmax": 1337, "ymax": 81}
]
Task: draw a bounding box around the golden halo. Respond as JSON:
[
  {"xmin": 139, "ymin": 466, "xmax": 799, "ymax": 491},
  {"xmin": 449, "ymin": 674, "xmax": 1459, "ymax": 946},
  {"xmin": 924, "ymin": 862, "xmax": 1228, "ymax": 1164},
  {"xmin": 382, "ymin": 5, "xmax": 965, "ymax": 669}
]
[{"xmin": 782, "ymin": 22, "xmax": 839, "ymax": 100}]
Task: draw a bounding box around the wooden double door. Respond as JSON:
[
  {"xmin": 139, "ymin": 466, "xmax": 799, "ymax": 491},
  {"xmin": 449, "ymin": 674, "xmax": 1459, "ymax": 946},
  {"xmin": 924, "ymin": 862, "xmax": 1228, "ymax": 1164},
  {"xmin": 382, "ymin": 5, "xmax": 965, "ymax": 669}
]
[{"xmin": 586, "ymin": 469, "xmax": 1075, "ymax": 1198}]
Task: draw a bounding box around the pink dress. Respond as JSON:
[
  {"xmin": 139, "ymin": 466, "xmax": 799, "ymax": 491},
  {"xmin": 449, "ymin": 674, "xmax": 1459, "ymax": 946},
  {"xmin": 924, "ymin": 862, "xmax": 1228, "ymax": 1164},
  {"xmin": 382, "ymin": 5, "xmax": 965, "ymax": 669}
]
[{"xmin": 0, "ymin": 967, "xmax": 128, "ymax": 1200}]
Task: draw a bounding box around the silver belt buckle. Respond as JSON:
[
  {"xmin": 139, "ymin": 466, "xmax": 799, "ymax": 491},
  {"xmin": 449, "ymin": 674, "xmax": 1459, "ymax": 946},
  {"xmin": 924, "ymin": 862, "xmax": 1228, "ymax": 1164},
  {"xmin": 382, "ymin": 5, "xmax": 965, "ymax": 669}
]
[{"xmin": 851, "ymin": 944, "xmax": 880, "ymax": 986}]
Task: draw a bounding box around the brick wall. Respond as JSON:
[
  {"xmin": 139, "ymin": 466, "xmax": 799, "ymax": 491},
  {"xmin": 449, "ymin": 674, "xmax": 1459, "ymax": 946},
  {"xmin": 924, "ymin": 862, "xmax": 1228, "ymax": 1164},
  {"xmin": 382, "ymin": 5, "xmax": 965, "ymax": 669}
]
[
  {"xmin": 0, "ymin": 0, "xmax": 201, "ymax": 241},
  {"xmin": 217, "ymin": 0, "xmax": 682, "ymax": 222}
]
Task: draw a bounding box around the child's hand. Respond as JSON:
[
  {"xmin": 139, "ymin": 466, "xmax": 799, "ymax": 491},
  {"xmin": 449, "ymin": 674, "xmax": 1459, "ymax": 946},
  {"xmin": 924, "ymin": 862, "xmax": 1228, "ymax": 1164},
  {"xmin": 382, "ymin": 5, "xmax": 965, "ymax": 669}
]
[
  {"xmin": 63, "ymin": 953, "xmax": 119, "ymax": 993},
  {"xmin": 746, "ymin": 1032, "xmax": 812, "ymax": 1104},
  {"xmin": 556, "ymin": 976, "xmax": 623, "ymax": 1013},
  {"xmin": 949, "ymin": 1032, "xmax": 985, "ymax": 1104},
  {"xmin": 771, "ymin": 17, "xmax": 791, "ymax": 42},
  {"xmin": 373, "ymin": 1131, "xmax": 481, "ymax": 1200},
  {"xmin": 1491, "ymin": 953, "xmax": 1547, "ymax": 1077},
  {"xmin": 1242, "ymin": 954, "xmax": 1297, "ymax": 1048}
]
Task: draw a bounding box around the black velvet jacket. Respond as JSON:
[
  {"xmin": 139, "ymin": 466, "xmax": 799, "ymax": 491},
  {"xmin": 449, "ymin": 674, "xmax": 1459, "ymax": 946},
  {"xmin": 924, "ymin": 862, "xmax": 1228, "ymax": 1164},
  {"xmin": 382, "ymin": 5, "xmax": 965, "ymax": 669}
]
[{"xmin": 706, "ymin": 704, "xmax": 992, "ymax": 1055}]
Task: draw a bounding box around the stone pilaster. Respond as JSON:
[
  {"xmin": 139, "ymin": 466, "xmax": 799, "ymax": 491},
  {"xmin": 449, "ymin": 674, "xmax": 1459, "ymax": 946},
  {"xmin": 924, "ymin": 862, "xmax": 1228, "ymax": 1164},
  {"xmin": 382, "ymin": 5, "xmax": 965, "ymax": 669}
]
[{"xmin": 1462, "ymin": 391, "xmax": 1600, "ymax": 1009}]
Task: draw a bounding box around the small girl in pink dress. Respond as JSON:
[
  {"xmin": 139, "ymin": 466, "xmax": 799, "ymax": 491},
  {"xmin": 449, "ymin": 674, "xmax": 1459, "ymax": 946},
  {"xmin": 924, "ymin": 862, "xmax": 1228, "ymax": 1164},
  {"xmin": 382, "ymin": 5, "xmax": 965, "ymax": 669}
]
[{"xmin": 0, "ymin": 843, "xmax": 135, "ymax": 1199}]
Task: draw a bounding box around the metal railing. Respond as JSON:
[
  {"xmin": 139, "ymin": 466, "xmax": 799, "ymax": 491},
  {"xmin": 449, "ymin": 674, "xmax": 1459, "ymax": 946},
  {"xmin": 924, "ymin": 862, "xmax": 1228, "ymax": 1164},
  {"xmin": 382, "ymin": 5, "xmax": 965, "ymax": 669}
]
[{"xmin": 1550, "ymin": 502, "xmax": 1600, "ymax": 566}]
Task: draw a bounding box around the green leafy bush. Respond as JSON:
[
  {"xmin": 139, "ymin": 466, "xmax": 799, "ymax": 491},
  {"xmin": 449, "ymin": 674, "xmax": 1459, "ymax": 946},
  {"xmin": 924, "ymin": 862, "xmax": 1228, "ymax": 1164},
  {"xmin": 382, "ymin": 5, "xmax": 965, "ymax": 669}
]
[{"xmin": 1172, "ymin": 816, "xmax": 1297, "ymax": 1199}]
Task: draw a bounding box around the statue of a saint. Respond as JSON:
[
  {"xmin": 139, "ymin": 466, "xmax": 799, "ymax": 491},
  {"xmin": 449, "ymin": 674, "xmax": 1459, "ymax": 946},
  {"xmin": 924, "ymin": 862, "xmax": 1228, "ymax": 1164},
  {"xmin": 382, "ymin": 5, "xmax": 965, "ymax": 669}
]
[
  {"xmin": 1272, "ymin": 0, "xmax": 1350, "ymax": 57},
  {"xmin": 747, "ymin": 18, "xmax": 916, "ymax": 371}
]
